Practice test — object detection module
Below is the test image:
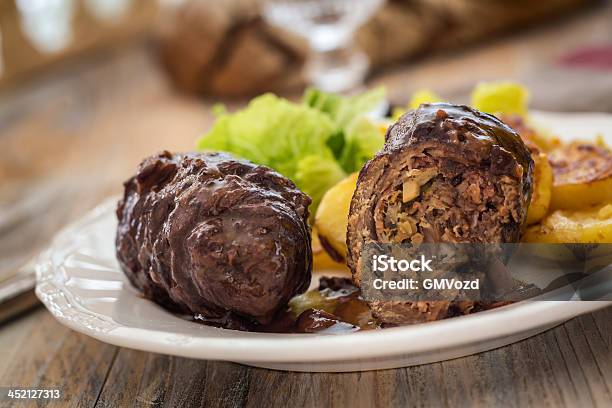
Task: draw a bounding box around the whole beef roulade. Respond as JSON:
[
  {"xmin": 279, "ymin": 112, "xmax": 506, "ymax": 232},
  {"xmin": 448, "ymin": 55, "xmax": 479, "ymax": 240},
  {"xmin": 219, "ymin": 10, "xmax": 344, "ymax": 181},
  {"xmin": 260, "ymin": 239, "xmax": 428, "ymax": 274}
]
[
  {"xmin": 116, "ymin": 151, "xmax": 312, "ymax": 330},
  {"xmin": 347, "ymin": 103, "xmax": 534, "ymax": 325}
]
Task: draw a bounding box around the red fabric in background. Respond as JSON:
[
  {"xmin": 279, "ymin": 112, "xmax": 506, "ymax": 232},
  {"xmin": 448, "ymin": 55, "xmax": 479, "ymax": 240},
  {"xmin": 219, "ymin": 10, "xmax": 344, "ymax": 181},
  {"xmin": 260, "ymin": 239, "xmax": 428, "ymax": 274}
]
[{"xmin": 559, "ymin": 44, "xmax": 612, "ymax": 70}]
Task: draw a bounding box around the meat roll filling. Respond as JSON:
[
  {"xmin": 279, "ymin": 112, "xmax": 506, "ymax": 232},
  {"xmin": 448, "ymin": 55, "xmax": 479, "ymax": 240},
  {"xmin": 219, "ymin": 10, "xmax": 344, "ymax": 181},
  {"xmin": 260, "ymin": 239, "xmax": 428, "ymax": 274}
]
[{"xmin": 373, "ymin": 158, "xmax": 522, "ymax": 245}]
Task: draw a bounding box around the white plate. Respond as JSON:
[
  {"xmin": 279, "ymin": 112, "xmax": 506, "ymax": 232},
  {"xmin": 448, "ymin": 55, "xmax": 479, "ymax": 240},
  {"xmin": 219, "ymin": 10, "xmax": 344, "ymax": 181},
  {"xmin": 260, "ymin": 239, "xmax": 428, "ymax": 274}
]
[{"xmin": 36, "ymin": 111, "xmax": 612, "ymax": 372}]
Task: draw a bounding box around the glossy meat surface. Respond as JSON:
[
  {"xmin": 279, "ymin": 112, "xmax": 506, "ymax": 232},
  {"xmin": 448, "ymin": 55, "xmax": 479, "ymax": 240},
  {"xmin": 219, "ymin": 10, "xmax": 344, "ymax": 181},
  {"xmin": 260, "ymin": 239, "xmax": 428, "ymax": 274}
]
[{"xmin": 116, "ymin": 151, "xmax": 312, "ymax": 329}]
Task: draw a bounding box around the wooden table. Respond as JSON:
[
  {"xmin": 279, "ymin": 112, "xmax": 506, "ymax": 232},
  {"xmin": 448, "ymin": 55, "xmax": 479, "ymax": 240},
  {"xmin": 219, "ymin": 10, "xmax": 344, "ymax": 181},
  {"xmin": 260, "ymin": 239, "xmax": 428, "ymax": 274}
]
[
  {"xmin": 0, "ymin": 306, "xmax": 608, "ymax": 407},
  {"xmin": 1, "ymin": 3, "xmax": 611, "ymax": 406}
]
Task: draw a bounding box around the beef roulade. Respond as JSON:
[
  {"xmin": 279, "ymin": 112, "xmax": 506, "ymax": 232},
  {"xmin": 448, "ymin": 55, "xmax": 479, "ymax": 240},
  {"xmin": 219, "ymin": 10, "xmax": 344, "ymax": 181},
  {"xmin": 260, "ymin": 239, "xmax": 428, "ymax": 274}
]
[
  {"xmin": 116, "ymin": 151, "xmax": 312, "ymax": 330},
  {"xmin": 347, "ymin": 103, "xmax": 534, "ymax": 325}
]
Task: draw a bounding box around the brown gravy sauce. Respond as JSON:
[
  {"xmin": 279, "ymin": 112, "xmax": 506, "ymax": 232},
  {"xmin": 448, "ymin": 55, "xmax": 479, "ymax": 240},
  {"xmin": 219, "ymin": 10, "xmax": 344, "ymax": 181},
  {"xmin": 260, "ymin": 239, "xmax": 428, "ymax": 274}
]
[
  {"xmin": 191, "ymin": 276, "xmax": 513, "ymax": 333},
  {"xmin": 261, "ymin": 277, "xmax": 377, "ymax": 334},
  {"xmin": 192, "ymin": 276, "xmax": 377, "ymax": 334}
]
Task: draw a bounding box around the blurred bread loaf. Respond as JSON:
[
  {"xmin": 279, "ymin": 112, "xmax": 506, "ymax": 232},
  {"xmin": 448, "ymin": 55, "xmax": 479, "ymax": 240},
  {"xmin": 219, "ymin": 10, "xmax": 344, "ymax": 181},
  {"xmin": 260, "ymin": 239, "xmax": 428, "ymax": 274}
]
[
  {"xmin": 158, "ymin": 0, "xmax": 592, "ymax": 96},
  {"xmin": 358, "ymin": 0, "xmax": 592, "ymax": 67},
  {"xmin": 157, "ymin": 0, "xmax": 307, "ymax": 97}
]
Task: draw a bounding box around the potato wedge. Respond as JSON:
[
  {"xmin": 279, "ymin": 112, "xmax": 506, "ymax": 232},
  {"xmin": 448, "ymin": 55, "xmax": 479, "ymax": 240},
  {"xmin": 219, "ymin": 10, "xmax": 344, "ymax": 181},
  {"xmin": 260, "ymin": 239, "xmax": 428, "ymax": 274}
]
[
  {"xmin": 314, "ymin": 173, "xmax": 359, "ymax": 263},
  {"xmin": 312, "ymin": 230, "xmax": 350, "ymax": 272},
  {"xmin": 548, "ymin": 142, "xmax": 612, "ymax": 210},
  {"xmin": 524, "ymin": 203, "xmax": 612, "ymax": 243},
  {"xmin": 526, "ymin": 151, "xmax": 553, "ymax": 225},
  {"xmin": 501, "ymin": 116, "xmax": 553, "ymax": 224}
]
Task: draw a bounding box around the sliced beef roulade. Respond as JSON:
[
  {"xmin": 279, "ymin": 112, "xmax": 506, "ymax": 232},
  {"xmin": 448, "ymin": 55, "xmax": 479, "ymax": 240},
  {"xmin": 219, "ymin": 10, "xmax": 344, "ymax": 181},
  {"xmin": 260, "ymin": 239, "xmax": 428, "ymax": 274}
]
[{"xmin": 347, "ymin": 103, "xmax": 534, "ymax": 325}]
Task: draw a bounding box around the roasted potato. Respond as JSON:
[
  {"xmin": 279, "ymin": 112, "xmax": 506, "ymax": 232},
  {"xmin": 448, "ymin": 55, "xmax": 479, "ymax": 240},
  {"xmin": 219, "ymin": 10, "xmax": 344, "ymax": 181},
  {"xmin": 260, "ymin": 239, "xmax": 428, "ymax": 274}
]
[
  {"xmin": 548, "ymin": 142, "xmax": 612, "ymax": 210},
  {"xmin": 501, "ymin": 116, "xmax": 553, "ymax": 225},
  {"xmin": 524, "ymin": 203, "xmax": 612, "ymax": 243},
  {"xmin": 526, "ymin": 151, "xmax": 553, "ymax": 225},
  {"xmin": 315, "ymin": 173, "xmax": 358, "ymax": 263},
  {"xmin": 312, "ymin": 230, "xmax": 350, "ymax": 272}
]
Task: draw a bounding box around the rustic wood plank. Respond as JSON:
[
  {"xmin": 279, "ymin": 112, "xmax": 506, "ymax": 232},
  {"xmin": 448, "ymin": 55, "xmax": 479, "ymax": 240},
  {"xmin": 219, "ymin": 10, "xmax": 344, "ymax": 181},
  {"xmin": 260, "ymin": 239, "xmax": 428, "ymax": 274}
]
[
  {"xmin": 563, "ymin": 317, "xmax": 612, "ymax": 406},
  {"xmin": 0, "ymin": 309, "xmax": 71, "ymax": 390},
  {"xmin": 0, "ymin": 309, "xmax": 118, "ymax": 408},
  {"xmin": 195, "ymin": 361, "xmax": 251, "ymax": 408},
  {"xmin": 512, "ymin": 327, "xmax": 571, "ymax": 407},
  {"xmin": 96, "ymin": 352, "xmax": 253, "ymax": 408},
  {"xmin": 577, "ymin": 312, "xmax": 612, "ymax": 383},
  {"xmin": 92, "ymin": 306, "xmax": 610, "ymax": 408},
  {"xmin": 389, "ymin": 363, "xmax": 447, "ymax": 407},
  {"xmin": 552, "ymin": 321, "xmax": 599, "ymax": 407},
  {"xmin": 0, "ymin": 307, "xmax": 610, "ymax": 407},
  {"xmin": 534, "ymin": 329, "xmax": 585, "ymax": 406},
  {"xmin": 94, "ymin": 349, "xmax": 150, "ymax": 407},
  {"xmin": 328, "ymin": 371, "xmax": 380, "ymax": 407},
  {"xmin": 40, "ymin": 337, "xmax": 117, "ymax": 408},
  {"xmin": 0, "ymin": 304, "xmax": 44, "ymax": 379},
  {"xmin": 590, "ymin": 306, "xmax": 612, "ymax": 348}
]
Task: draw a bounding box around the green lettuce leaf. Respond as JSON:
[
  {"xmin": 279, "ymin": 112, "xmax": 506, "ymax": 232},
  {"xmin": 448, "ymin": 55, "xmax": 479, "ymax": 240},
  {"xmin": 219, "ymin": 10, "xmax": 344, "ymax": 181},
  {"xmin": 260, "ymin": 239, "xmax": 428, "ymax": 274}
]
[
  {"xmin": 339, "ymin": 116, "xmax": 385, "ymax": 173},
  {"xmin": 198, "ymin": 93, "xmax": 337, "ymax": 171},
  {"xmin": 197, "ymin": 89, "xmax": 386, "ymax": 216},
  {"xmin": 303, "ymin": 87, "xmax": 386, "ymax": 173},
  {"xmin": 197, "ymin": 93, "xmax": 344, "ymax": 213},
  {"xmin": 303, "ymin": 86, "xmax": 385, "ymax": 129},
  {"xmin": 294, "ymin": 155, "xmax": 347, "ymax": 211}
]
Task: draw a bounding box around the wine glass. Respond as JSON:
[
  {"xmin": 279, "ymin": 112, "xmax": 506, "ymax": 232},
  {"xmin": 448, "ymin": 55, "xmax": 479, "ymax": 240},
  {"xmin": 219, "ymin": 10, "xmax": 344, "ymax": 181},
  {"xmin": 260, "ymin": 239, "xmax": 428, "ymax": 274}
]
[{"xmin": 262, "ymin": 0, "xmax": 384, "ymax": 93}]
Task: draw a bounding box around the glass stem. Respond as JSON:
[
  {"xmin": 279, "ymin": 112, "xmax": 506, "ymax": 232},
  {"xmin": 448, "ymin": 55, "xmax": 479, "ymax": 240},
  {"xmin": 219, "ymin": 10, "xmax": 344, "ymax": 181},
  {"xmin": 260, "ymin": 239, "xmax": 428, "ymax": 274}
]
[{"xmin": 306, "ymin": 39, "xmax": 369, "ymax": 94}]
